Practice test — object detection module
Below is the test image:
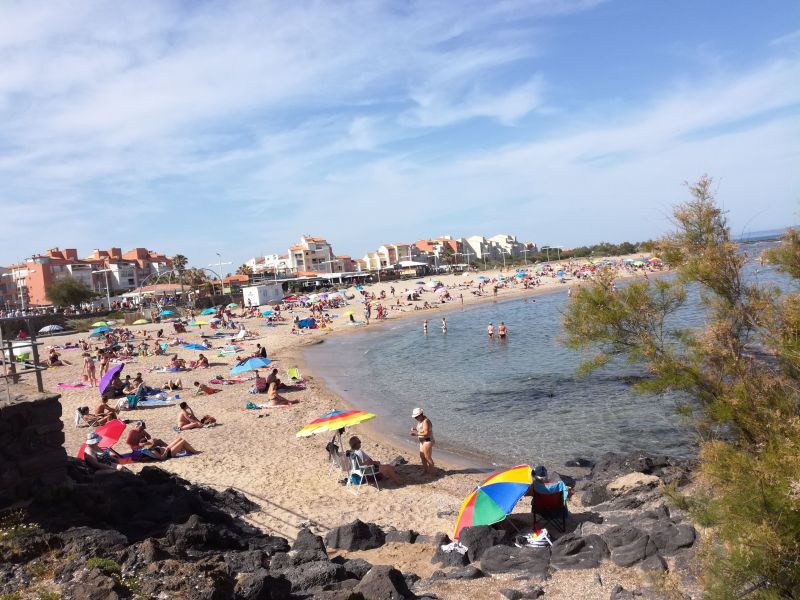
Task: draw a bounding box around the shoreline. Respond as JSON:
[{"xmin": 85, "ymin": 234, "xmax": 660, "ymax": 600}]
[{"xmin": 297, "ymin": 267, "xmax": 669, "ymax": 470}]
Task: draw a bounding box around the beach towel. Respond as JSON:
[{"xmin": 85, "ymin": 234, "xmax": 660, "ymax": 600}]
[
  {"xmin": 136, "ymin": 399, "xmax": 175, "ymax": 408},
  {"xmin": 209, "ymin": 377, "xmax": 249, "ymax": 385},
  {"xmin": 57, "ymin": 382, "xmax": 88, "ymax": 389}
]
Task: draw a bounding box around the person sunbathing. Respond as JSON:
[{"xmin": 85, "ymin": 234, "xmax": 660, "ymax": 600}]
[
  {"xmin": 76, "ymin": 405, "xmax": 100, "ymax": 426},
  {"xmin": 83, "ymin": 432, "xmax": 128, "ymax": 473},
  {"xmin": 348, "ymin": 436, "xmax": 403, "ymax": 485},
  {"xmin": 196, "ymin": 354, "xmax": 210, "ymax": 368},
  {"xmin": 177, "ymin": 401, "xmax": 203, "ymax": 430},
  {"xmin": 193, "ymin": 381, "xmax": 218, "ymax": 395},
  {"xmin": 139, "ymin": 437, "xmax": 198, "ymax": 460},
  {"xmin": 266, "ymin": 382, "xmax": 296, "ymax": 406},
  {"xmin": 126, "ymin": 420, "xmax": 166, "ymax": 449},
  {"xmin": 162, "ymin": 378, "xmax": 183, "ymax": 390}
]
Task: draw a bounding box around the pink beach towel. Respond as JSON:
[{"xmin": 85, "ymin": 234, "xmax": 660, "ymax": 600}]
[{"xmin": 57, "ymin": 382, "xmax": 89, "ymax": 389}]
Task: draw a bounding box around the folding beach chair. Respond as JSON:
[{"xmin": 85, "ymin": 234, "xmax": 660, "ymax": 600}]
[
  {"xmin": 345, "ymin": 450, "xmax": 380, "ymax": 494},
  {"xmin": 530, "ymin": 480, "xmax": 569, "ymax": 532}
]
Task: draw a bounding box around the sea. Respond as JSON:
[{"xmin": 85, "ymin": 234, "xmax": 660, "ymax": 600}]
[{"xmin": 304, "ymin": 240, "xmax": 788, "ymax": 468}]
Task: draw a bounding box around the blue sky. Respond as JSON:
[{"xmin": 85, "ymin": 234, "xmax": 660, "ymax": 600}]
[{"xmin": 0, "ymin": 0, "xmax": 798, "ymax": 269}]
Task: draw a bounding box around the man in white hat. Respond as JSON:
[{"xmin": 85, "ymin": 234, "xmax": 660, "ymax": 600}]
[{"xmin": 410, "ymin": 408, "xmax": 435, "ymax": 475}]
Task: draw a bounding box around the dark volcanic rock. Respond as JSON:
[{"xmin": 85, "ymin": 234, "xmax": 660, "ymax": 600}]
[
  {"xmin": 479, "ymin": 545, "xmax": 550, "ymax": 580},
  {"xmin": 499, "ymin": 586, "xmax": 545, "ymax": 600},
  {"xmin": 63, "ymin": 568, "xmax": 123, "ymax": 600},
  {"xmin": 459, "ymin": 525, "xmax": 508, "ymax": 562},
  {"xmin": 276, "ymin": 560, "xmax": 345, "ymax": 592},
  {"xmin": 342, "ymin": 558, "xmax": 374, "ymax": 580},
  {"xmin": 602, "ymin": 526, "xmax": 657, "ymax": 568},
  {"xmin": 354, "ymin": 565, "xmax": 413, "ymax": 599},
  {"xmin": 640, "ymin": 553, "xmax": 668, "ymax": 573},
  {"xmin": 550, "ymin": 532, "xmax": 609, "ymax": 570},
  {"xmin": 648, "ymin": 520, "xmax": 696, "ymax": 554},
  {"xmin": 233, "ymin": 568, "xmax": 291, "ymax": 600},
  {"xmin": 430, "ymin": 534, "xmax": 470, "ymax": 567},
  {"xmin": 565, "ymin": 457, "xmax": 595, "ymax": 468},
  {"xmin": 166, "ymin": 514, "xmax": 246, "ymax": 553},
  {"xmin": 610, "ymin": 584, "xmax": 643, "ymax": 600},
  {"xmin": 580, "ymin": 483, "xmax": 610, "ymax": 507},
  {"xmin": 59, "ymin": 526, "xmax": 129, "ymax": 558},
  {"xmin": 384, "ymin": 528, "xmax": 419, "ymax": 544},
  {"xmin": 446, "ymin": 565, "xmax": 484, "ymax": 579},
  {"xmin": 224, "ymin": 549, "xmax": 269, "ymax": 573},
  {"xmin": 325, "ymin": 519, "xmax": 386, "ymax": 551},
  {"xmin": 292, "ymin": 527, "xmax": 329, "ymax": 562}
]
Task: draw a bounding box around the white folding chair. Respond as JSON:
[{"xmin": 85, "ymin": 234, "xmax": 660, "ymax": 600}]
[{"xmin": 346, "ymin": 451, "xmax": 380, "ymax": 494}]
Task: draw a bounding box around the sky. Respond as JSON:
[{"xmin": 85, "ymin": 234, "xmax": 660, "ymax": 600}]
[{"xmin": 0, "ymin": 0, "xmax": 799, "ymax": 269}]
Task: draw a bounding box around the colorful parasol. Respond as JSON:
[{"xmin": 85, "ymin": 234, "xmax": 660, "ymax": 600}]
[
  {"xmin": 98, "ymin": 363, "xmax": 124, "ymax": 394},
  {"xmin": 231, "ymin": 357, "xmax": 272, "ymax": 374},
  {"xmin": 296, "ymin": 409, "xmax": 376, "ymax": 437},
  {"xmin": 76, "ymin": 418, "xmax": 127, "ymax": 459},
  {"xmin": 201, "ymin": 308, "xmax": 216, "ymax": 315},
  {"xmin": 453, "ymin": 464, "xmax": 532, "ymax": 539},
  {"xmin": 132, "ymin": 319, "xmax": 149, "ymax": 325},
  {"xmin": 91, "ymin": 321, "xmax": 108, "ymax": 327}
]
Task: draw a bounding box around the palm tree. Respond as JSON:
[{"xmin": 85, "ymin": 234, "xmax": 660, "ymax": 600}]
[
  {"xmin": 236, "ymin": 264, "xmax": 253, "ymax": 276},
  {"xmin": 171, "ymin": 254, "xmax": 189, "ymax": 299}
]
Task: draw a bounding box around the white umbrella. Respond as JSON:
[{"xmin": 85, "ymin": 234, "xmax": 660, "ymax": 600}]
[{"xmin": 38, "ymin": 324, "xmax": 64, "ymax": 333}]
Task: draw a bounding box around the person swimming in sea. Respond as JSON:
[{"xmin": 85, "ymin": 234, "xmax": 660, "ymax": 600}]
[
  {"xmin": 423, "ymin": 320, "xmax": 428, "ymax": 335},
  {"xmin": 441, "ymin": 317, "xmax": 447, "ymax": 334}
]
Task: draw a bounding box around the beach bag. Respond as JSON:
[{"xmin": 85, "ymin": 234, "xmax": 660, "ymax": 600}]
[{"xmin": 200, "ymin": 415, "xmax": 216, "ymax": 425}]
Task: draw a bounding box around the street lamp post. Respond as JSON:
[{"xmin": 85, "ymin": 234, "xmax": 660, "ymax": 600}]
[
  {"xmin": 91, "ymin": 269, "xmax": 113, "ymax": 310},
  {"xmin": 209, "ymin": 253, "xmax": 232, "ymax": 297}
]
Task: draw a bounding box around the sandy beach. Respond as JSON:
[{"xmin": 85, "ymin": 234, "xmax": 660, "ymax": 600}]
[{"xmin": 40, "ymin": 259, "xmax": 660, "ymax": 599}]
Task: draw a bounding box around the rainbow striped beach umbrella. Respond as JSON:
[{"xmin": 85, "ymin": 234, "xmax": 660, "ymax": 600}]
[
  {"xmin": 296, "ymin": 409, "xmax": 376, "ymax": 437},
  {"xmin": 453, "ymin": 464, "xmax": 532, "ymax": 540}
]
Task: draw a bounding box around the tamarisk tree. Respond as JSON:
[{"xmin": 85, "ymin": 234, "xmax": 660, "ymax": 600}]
[{"xmin": 562, "ymin": 175, "xmax": 800, "ymax": 598}]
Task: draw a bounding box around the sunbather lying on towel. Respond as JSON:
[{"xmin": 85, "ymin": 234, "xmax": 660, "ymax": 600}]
[
  {"xmin": 193, "ymin": 381, "xmax": 218, "ymax": 395},
  {"xmin": 127, "ymin": 421, "xmax": 197, "ymax": 459}
]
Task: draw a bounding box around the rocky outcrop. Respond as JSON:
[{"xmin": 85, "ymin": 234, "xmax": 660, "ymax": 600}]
[
  {"xmin": 0, "ymin": 390, "xmax": 67, "ymax": 508},
  {"xmin": 325, "ymin": 519, "xmax": 386, "ymax": 551}
]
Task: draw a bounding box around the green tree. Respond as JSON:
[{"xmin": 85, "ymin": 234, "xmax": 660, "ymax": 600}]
[
  {"xmin": 46, "ymin": 277, "xmax": 96, "ymax": 307},
  {"xmin": 171, "ymin": 254, "xmax": 188, "ymax": 272},
  {"xmin": 562, "ymin": 175, "xmax": 800, "ymax": 598},
  {"xmin": 236, "ymin": 264, "xmax": 253, "ymax": 276}
]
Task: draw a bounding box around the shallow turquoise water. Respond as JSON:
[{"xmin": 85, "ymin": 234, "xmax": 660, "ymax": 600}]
[{"xmin": 305, "ymin": 242, "xmax": 785, "ymax": 467}]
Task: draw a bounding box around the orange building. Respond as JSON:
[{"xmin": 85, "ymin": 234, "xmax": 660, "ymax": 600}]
[{"xmin": 9, "ymin": 247, "xmax": 173, "ymax": 307}]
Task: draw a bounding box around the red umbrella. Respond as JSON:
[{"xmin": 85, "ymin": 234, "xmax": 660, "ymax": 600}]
[{"xmin": 77, "ymin": 419, "xmax": 127, "ymax": 459}]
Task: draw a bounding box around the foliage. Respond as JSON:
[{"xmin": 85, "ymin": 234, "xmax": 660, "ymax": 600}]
[
  {"xmin": 85, "ymin": 557, "xmax": 121, "ymax": 578},
  {"xmin": 171, "ymin": 254, "xmax": 188, "ymax": 272},
  {"xmin": 66, "ymin": 317, "xmax": 99, "ymax": 332},
  {"xmin": 0, "ymin": 593, "xmax": 21, "ymax": 600},
  {"xmin": 45, "ymin": 277, "xmax": 96, "ymax": 307},
  {"xmin": 562, "ymin": 175, "xmax": 800, "ymax": 598},
  {"xmin": 236, "ymin": 263, "xmax": 253, "ymax": 276},
  {"xmin": 36, "ymin": 591, "xmax": 59, "ymax": 600}
]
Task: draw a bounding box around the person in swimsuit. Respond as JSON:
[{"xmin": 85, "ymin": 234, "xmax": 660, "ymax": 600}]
[
  {"xmin": 441, "ymin": 318, "xmax": 447, "ymax": 334},
  {"xmin": 83, "ymin": 353, "xmax": 97, "ymax": 387},
  {"xmin": 487, "ymin": 322, "xmax": 494, "ymax": 337},
  {"xmin": 498, "ymin": 322, "xmax": 507, "ymax": 338},
  {"xmin": 410, "ymin": 407, "xmax": 435, "ymax": 475},
  {"xmin": 177, "ymin": 401, "xmax": 203, "ymax": 430},
  {"xmin": 423, "ymin": 320, "xmax": 428, "ymax": 335}
]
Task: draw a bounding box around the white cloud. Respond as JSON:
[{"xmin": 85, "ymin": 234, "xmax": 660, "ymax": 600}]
[{"xmin": 0, "ymin": 1, "xmax": 796, "ymax": 266}]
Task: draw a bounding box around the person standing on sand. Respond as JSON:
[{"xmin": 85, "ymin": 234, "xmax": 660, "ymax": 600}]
[
  {"xmin": 441, "ymin": 317, "xmax": 447, "ymax": 334},
  {"xmin": 410, "ymin": 408, "xmax": 435, "ymax": 475},
  {"xmin": 83, "ymin": 352, "xmax": 97, "ymax": 387}
]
